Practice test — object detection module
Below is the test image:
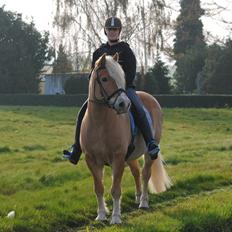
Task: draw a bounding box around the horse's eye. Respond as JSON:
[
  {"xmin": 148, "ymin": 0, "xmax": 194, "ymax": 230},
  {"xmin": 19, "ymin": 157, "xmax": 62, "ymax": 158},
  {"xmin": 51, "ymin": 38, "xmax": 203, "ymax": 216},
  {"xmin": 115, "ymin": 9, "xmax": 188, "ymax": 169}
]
[{"xmin": 101, "ymin": 77, "xmax": 108, "ymax": 82}]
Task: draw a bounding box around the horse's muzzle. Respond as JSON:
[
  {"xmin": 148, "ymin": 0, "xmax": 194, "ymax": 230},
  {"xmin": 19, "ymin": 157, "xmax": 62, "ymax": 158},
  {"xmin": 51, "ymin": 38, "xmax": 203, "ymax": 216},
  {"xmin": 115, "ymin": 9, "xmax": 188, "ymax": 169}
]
[{"xmin": 113, "ymin": 93, "xmax": 131, "ymax": 114}]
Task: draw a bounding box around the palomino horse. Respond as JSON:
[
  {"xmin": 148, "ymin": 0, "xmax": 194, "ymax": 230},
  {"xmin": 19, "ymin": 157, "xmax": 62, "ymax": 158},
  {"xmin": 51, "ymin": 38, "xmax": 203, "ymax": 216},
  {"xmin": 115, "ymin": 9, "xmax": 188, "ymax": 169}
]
[{"xmin": 80, "ymin": 53, "xmax": 172, "ymax": 224}]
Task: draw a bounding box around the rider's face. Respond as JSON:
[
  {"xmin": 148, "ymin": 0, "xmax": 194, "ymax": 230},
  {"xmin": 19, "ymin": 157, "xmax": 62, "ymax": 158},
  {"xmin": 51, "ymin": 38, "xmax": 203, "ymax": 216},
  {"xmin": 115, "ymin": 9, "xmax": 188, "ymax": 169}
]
[{"xmin": 105, "ymin": 28, "xmax": 120, "ymax": 41}]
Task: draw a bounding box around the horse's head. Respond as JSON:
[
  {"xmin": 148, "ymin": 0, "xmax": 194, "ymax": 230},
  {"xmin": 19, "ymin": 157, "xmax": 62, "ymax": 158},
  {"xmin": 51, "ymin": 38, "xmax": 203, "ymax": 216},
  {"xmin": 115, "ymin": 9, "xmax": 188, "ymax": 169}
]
[{"xmin": 89, "ymin": 53, "xmax": 131, "ymax": 114}]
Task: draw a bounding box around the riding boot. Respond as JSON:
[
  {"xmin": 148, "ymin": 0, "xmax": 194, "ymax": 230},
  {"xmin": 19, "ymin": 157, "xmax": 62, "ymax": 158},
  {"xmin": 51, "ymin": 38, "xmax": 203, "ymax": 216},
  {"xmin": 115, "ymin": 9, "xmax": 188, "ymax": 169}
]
[
  {"xmin": 126, "ymin": 88, "xmax": 160, "ymax": 160},
  {"xmin": 136, "ymin": 112, "xmax": 160, "ymax": 160},
  {"xmin": 63, "ymin": 100, "xmax": 88, "ymax": 165}
]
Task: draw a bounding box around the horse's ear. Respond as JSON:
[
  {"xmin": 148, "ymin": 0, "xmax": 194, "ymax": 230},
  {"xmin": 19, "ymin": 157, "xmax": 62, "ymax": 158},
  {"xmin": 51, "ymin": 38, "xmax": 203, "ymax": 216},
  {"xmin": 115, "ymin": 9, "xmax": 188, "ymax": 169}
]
[
  {"xmin": 112, "ymin": 53, "xmax": 119, "ymax": 62},
  {"xmin": 96, "ymin": 53, "xmax": 106, "ymax": 67}
]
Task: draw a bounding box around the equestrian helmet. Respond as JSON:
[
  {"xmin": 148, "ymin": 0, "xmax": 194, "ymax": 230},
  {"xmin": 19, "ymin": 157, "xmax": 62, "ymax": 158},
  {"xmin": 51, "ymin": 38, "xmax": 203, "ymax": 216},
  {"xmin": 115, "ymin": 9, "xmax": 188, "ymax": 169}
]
[{"xmin": 104, "ymin": 17, "xmax": 122, "ymax": 29}]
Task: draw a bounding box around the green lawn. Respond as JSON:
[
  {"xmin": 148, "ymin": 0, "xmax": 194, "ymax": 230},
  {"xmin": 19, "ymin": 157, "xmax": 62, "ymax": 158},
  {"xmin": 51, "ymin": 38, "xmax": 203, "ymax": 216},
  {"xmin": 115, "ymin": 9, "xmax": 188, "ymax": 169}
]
[{"xmin": 0, "ymin": 106, "xmax": 231, "ymax": 232}]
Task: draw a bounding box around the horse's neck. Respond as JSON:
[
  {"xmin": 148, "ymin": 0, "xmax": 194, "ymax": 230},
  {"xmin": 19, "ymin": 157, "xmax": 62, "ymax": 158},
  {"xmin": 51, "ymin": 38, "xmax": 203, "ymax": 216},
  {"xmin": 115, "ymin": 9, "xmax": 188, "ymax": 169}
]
[{"xmin": 87, "ymin": 102, "xmax": 117, "ymax": 123}]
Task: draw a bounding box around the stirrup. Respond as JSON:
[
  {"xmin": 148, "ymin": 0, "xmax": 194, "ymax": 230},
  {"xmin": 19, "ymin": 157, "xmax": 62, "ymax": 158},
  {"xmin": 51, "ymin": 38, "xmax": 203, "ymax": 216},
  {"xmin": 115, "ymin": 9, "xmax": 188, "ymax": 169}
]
[
  {"xmin": 63, "ymin": 145, "xmax": 81, "ymax": 165},
  {"xmin": 63, "ymin": 150, "xmax": 72, "ymax": 159},
  {"xmin": 148, "ymin": 142, "xmax": 160, "ymax": 160}
]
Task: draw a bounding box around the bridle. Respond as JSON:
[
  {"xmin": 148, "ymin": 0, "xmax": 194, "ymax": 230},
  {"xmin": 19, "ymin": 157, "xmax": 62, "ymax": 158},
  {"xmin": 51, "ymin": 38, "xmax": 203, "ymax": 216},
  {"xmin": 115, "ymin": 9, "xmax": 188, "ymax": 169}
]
[{"xmin": 89, "ymin": 65, "xmax": 128, "ymax": 112}]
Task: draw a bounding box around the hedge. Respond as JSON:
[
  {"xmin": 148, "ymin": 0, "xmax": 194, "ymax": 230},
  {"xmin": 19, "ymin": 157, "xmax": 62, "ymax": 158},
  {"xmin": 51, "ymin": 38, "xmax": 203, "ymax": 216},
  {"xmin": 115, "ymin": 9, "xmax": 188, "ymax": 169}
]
[
  {"xmin": 0, "ymin": 94, "xmax": 87, "ymax": 107},
  {"xmin": 0, "ymin": 94, "xmax": 231, "ymax": 108},
  {"xmin": 155, "ymin": 95, "xmax": 232, "ymax": 108}
]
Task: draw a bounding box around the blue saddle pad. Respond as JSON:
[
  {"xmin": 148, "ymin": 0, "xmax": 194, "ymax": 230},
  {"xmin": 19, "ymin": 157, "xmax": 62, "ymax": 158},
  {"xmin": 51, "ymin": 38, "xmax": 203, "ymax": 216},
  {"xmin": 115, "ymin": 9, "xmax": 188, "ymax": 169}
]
[{"xmin": 125, "ymin": 106, "xmax": 153, "ymax": 160}]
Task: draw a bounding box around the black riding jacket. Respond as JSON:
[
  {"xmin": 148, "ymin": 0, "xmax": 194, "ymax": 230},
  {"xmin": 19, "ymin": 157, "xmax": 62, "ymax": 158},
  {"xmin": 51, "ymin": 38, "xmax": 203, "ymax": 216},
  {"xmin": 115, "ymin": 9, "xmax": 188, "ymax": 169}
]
[{"xmin": 91, "ymin": 41, "xmax": 136, "ymax": 88}]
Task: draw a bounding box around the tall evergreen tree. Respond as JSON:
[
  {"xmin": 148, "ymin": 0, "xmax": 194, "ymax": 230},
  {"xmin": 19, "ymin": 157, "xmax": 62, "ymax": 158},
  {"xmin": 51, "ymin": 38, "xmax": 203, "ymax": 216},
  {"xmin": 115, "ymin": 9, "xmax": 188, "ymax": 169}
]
[
  {"xmin": 173, "ymin": 0, "xmax": 206, "ymax": 93},
  {"xmin": 144, "ymin": 56, "xmax": 172, "ymax": 94}
]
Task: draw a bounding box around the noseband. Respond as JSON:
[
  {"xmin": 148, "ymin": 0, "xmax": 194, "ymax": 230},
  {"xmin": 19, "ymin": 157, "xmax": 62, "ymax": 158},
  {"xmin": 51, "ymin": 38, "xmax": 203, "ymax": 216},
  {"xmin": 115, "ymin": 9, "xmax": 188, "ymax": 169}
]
[{"xmin": 89, "ymin": 65, "xmax": 127, "ymax": 112}]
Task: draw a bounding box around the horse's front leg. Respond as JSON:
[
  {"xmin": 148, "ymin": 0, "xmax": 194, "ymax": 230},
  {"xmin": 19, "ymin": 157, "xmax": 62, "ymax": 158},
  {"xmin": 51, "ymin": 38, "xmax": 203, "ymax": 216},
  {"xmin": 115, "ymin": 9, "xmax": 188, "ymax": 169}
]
[
  {"xmin": 110, "ymin": 157, "xmax": 125, "ymax": 224},
  {"xmin": 85, "ymin": 156, "xmax": 108, "ymax": 221}
]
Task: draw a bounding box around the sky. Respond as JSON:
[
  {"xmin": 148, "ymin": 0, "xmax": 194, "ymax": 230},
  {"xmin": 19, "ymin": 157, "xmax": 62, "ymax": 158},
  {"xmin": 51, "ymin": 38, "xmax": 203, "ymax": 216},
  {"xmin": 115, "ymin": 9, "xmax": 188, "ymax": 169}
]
[
  {"xmin": 0, "ymin": 0, "xmax": 54, "ymax": 32},
  {"xmin": 1, "ymin": 0, "xmax": 232, "ymax": 39}
]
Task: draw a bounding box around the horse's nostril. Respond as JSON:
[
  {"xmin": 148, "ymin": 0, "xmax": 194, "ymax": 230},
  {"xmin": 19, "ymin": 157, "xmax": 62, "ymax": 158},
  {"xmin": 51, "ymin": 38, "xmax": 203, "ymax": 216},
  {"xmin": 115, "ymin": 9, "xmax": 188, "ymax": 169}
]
[{"xmin": 119, "ymin": 101, "xmax": 125, "ymax": 108}]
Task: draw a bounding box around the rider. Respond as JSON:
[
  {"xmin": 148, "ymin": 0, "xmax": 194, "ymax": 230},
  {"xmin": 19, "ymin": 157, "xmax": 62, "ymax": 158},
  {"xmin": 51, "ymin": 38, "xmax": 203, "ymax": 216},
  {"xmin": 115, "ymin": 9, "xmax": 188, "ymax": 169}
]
[{"xmin": 63, "ymin": 16, "xmax": 160, "ymax": 165}]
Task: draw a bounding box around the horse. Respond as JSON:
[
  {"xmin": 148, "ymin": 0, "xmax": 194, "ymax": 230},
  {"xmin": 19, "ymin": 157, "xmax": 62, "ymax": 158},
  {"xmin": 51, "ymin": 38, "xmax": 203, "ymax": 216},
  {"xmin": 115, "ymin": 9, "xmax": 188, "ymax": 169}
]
[{"xmin": 80, "ymin": 53, "xmax": 172, "ymax": 224}]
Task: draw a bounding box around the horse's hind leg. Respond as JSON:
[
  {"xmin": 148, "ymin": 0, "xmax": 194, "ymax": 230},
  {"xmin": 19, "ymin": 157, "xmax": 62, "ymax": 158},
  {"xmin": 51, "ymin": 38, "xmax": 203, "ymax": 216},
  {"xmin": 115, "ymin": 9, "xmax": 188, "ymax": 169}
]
[
  {"xmin": 111, "ymin": 158, "xmax": 125, "ymax": 224},
  {"xmin": 85, "ymin": 156, "xmax": 108, "ymax": 221},
  {"xmin": 128, "ymin": 160, "xmax": 142, "ymax": 204},
  {"xmin": 140, "ymin": 156, "xmax": 153, "ymax": 208}
]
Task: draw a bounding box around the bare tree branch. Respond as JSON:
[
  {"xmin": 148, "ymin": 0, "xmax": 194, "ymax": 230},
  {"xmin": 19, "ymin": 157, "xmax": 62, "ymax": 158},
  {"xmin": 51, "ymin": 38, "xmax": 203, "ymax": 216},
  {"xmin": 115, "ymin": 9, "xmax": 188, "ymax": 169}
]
[{"xmin": 53, "ymin": 0, "xmax": 232, "ymax": 70}]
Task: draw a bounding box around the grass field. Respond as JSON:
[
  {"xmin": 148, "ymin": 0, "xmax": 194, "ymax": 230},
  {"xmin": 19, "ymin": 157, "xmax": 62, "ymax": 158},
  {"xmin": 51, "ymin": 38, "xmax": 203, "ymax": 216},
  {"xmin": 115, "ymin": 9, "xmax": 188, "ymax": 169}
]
[{"xmin": 0, "ymin": 106, "xmax": 231, "ymax": 232}]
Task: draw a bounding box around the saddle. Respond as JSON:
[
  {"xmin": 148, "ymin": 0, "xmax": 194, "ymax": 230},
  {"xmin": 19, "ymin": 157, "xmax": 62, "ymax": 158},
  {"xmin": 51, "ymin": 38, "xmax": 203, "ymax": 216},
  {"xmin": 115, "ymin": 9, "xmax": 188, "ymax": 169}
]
[{"xmin": 125, "ymin": 106, "xmax": 153, "ymax": 160}]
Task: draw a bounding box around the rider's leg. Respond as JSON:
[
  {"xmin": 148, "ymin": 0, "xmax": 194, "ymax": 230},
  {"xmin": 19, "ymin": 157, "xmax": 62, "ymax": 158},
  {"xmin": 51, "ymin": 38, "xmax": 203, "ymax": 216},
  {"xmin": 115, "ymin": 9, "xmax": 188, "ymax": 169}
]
[
  {"xmin": 126, "ymin": 88, "xmax": 159, "ymax": 160},
  {"xmin": 63, "ymin": 100, "xmax": 88, "ymax": 165}
]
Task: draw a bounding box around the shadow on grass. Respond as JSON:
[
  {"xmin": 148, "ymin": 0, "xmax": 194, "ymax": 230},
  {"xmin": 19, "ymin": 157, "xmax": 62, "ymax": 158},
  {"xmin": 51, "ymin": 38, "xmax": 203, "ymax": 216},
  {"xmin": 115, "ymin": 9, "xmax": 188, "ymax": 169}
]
[
  {"xmin": 162, "ymin": 208, "xmax": 232, "ymax": 232},
  {"xmin": 114, "ymin": 213, "xmax": 232, "ymax": 232},
  {"xmin": 23, "ymin": 144, "xmax": 46, "ymax": 151},
  {"xmin": 0, "ymin": 146, "xmax": 12, "ymax": 154},
  {"xmin": 117, "ymin": 174, "xmax": 232, "ymax": 224},
  {"xmin": 148, "ymin": 174, "xmax": 232, "ymax": 206},
  {"xmin": 63, "ymin": 174, "xmax": 232, "ymax": 231},
  {"xmin": 166, "ymin": 158, "xmax": 196, "ymax": 165},
  {"xmin": 180, "ymin": 214, "xmax": 232, "ymax": 232},
  {"xmin": 6, "ymin": 173, "xmax": 231, "ymax": 231}
]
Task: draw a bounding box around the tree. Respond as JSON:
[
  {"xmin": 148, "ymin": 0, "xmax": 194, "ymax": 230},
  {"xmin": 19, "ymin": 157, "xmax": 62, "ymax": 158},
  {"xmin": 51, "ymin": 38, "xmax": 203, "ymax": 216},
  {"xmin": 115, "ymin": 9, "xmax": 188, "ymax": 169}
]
[
  {"xmin": 173, "ymin": 0, "xmax": 206, "ymax": 93},
  {"xmin": 53, "ymin": 0, "xmax": 172, "ymax": 71},
  {"xmin": 53, "ymin": 44, "xmax": 73, "ymax": 73},
  {"xmin": 144, "ymin": 56, "xmax": 172, "ymax": 94},
  {"xmin": 52, "ymin": 0, "xmax": 231, "ymax": 72},
  {"xmin": 202, "ymin": 39, "xmax": 232, "ymax": 94},
  {"xmin": 0, "ymin": 7, "xmax": 53, "ymax": 93},
  {"xmin": 174, "ymin": 47, "xmax": 206, "ymax": 93},
  {"xmin": 173, "ymin": 0, "xmax": 205, "ymax": 55}
]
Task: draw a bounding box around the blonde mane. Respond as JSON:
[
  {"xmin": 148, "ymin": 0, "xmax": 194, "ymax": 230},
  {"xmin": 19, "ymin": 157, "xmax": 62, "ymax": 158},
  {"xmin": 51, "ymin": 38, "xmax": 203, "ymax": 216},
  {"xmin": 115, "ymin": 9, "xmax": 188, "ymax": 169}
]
[{"xmin": 105, "ymin": 56, "xmax": 125, "ymax": 89}]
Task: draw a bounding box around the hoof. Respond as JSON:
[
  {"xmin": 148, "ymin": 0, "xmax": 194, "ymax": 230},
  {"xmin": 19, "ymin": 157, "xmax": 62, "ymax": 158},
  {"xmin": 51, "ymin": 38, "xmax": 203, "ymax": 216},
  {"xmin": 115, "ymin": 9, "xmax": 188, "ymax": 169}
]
[
  {"xmin": 110, "ymin": 215, "xmax": 122, "ymax": 225},
  {"xmin": 95, "ymin": 213, "xmax": 107, "ymax": 221},
  {"xmin": 139, "ymin": 201, "xmax": 149, "ymax": 209}
]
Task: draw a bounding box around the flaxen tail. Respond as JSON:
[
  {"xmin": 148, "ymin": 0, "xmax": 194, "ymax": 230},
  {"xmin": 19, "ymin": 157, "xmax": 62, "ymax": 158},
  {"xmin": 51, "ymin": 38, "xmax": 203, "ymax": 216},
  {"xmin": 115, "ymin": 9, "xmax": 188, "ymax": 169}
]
[
  {"xmin": 148, "ymin": 153, "xmax": 172, "ymax": 193},
  {"xmin": 138, "ymin": 92, "xmax": 172, "ymax": 193}
]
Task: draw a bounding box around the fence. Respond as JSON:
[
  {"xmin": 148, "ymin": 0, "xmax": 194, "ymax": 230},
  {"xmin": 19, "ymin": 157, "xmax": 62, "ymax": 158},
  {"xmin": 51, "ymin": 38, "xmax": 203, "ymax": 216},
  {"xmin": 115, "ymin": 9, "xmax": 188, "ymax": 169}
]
[{"xmin": 0, "ymin": 94, "xmax": 231, "ymax": 108}]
